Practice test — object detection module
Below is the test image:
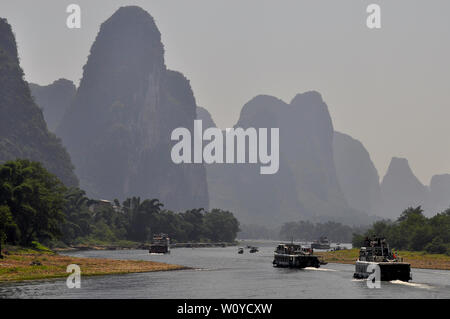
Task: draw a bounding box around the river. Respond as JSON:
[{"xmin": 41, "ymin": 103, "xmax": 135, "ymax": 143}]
[{"xmin": 0, "ymin": 240, "xmax": 448, "ymax": 298}]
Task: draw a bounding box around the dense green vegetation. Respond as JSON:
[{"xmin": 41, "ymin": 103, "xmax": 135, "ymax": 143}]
[
  {"xmin": 278, "ymin": 207, "xmax": 450, "ymax": 255},
  {"xmin": 0, "ymin": 160, "xmax": 66, "ymax": 252},
  {"xmin": 0, "ymin": 160, "xmax": 240, "ymax": 255},
  {"xmin": 352, "ymin": 206, "xmax": 450, "ymax": 255},
  {"xmin": 61, "ymin": 191, "xmax": 239, "ymax": 245},
  {"xmin": 279, "ymin": 220, "xmax": 367, "ymax": 243}
]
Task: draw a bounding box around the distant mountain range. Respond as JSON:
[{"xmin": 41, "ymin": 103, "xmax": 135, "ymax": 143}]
[
  {"xmin": 199, "ymin": 93, "xmax": 368, "ymax": 226},
  {"xmin": 379, "ymin": 157, "xmax": 450, "ymax": 218},
  {"xmin": 2, "ymin": 6, "xmax": 449, "ymax": 225},
  {"xmin": 201, "ymin": 100, "xmax": 450, "ymax": 223}
]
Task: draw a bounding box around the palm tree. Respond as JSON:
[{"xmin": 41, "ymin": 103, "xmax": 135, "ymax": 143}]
[
  {"xmin": 139, "ymin": 199, "xmax": 163, "ymax": 240},
  {"xmin": 123, "ymin": 197, "xmax": 164, "ymax": 242},
  {"xmin": 62, "ymin": 188, "xmax": 93, "ymax": 240}
]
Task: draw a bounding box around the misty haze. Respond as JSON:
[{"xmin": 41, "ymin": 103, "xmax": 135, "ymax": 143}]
[{"xmin": 0, "ymin": 1, "xmax": 449, "ymax": 301}]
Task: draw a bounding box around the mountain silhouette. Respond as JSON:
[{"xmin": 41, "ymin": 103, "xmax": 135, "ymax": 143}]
[
  {"xmin": 333, "ymin": 131, "xmax": 382, "ymax": 216},
  {"xmin": 0, "ymin": 18, "xmax": 78, "ymax": 187},
  {"xmin": 427, "ymin": 174, "xmax": 450, "ymax": 216},
  {"xmin": 57, "ymin": 6, "xmax": 208, "ymax": 210},
  {"xmin": 380, "ymin": 157, "xmax": 428, "ymax": 218},
  {"xmin": 29, "ymin": 79, "xmax": 76, "ymax": 132},
  {"xmin": 200, "ymin": 92, "xmax": 366, "ymax": 225}
]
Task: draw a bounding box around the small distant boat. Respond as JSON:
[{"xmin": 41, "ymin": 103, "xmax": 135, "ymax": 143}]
[
  {"xmin": 238, "ymin": 247, "xmax": 244, "ymax": 254},
  {"xmin": 311, "ymin": 236, "xmax": 331, "ymax": 250},
  {"xmin": 249, "ymin": 246, "xmax": 258, "ymax": 253},
  {"xmin": 149, "ymin": 233, "xmax": 170, "ymax": 254}
]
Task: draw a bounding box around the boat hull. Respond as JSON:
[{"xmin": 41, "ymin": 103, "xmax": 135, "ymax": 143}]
[
  {"xmin": 353, "ymin": 261, "xmax": 411, "ymax": 281},
  {"xmin": 149, "ymin": 245, "xmax": 170, "ymax": 254},
  {"xmin": 311, "ymin": 243, "xmax": 330, "ymax": 250},
  {"xmin": 273, "ymin": 254, "xmax": 321, "ymax": 269}
]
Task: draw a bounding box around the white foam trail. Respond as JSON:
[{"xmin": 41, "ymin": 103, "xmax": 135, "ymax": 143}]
[
  {"xmin": 304, "ymin": 267, "xmax": 337, "ymax": 272},
  {"xmin": 390, "ymin": 280, "xmax": 433, "ymax": 289}
]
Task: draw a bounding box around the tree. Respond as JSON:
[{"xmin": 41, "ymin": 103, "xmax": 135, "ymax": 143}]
[
  {"xmin": 429, "ymin": 210, "xmax": 450, "ymax": 243},
  {"xmin": 0, "ymin": 205, "xmax": 13, "ymax": 258},
  {"xmin": 397, "ymin": 206, "xmax": 426, "ymax": 223},
  {"xmin": 204, "ymin": 209, "xmax": 240, "ymax": 242},
  {"xmin": 352, "ymin": 233, "xmax": 366, "ymax": 248},
  {"xmin": 425, "ymin": 236, "xmax": 448, "ymax": 254},
  {"xmin": 352, "ymin": 205, "xmax": 449, "ymax": 252},
  {"xmin": 124, "ymin": 197, "xmax": 163, "ymax": 242},
  {"xmin": 181, "ymin": 208, "xmax": 206, "ymax": 241},
  {"xmin": 409, "ymin": 225, "xmax": 433, "ymax": 251},
  {"xmin": 61, "ymin": 188, "xmax": 93, "ymax": 243},
  {"xmin": 0, "ymin": 160, "xmax": 66, "ymax": 245}
]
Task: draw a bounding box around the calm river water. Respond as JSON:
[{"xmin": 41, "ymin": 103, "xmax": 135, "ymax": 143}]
[{"xmin": 0, "ymin": 241, "xmax": 449, "ymax": 298}]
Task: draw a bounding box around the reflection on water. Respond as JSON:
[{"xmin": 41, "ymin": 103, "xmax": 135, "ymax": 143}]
[
  {"xmin": 389, "ymin": 280, "xmax": 433, "ymax": 290},
  {"xmin": 303, "ymin": 267, "xmax": 337, "ymax": 272},
  {"xmin": 0, "ymin": 240, "xmax": 449, "ymax": 299}
]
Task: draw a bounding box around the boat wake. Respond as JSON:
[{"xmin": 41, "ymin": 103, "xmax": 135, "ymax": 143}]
[
  {"xmin": 389, "ymin": 280, "xmax": 433, "ymax": 289},
  {"xmin": 304, "ymin": 267, "xmax": 337, "ymax": 272}
]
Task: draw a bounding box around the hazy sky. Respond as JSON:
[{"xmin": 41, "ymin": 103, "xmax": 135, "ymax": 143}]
[{"xmin": 1, "ymin": 0, "xmax": 449, "ymax": 185}]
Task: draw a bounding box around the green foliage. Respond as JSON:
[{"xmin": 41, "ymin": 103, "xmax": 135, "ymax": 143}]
[
  {"xmin": 60, "ymin": 188, "xmax": 93, "ymax": 242},
  {"xmin": 122, "ymin": 197, "xmax": 163, "ymax": 242},
  {"xmin": 0, "ymin": 159, "xmax": 240, "ymax": 247},
  {"xmin": 62, "ymin": 198, "xmax": 240, "ymax": 245},
  {"xmin": 352, "ymin": 206, "xmax": 450, "ymax": 254},
  {"xmin": 30, "ymin": 241, "xmax": 53, "ymax": 252},
  {"xmin": 0, "ymin": 159, "xmax": 66, "ymax": 246},
  {"xmin": 0, "ymin": 205, "xmax": 13, "ymax": 256},
  {"xmin": 119, "ymin": 200, "xmax": 239, "ymax": 243},
  {"xmin": 203, "ymin": 209, "xmax": 240, "ymax": 243},
  {"xmin": 425, "ymin": 237, "xmax": 448, "ymax": 255},
  {"xmin": 351, "ymin": 233, "xmax": 366, "ymax": 248},
  {"xmin": 0, "ymin": 205, "xmax": 13, "ymax": 240}
]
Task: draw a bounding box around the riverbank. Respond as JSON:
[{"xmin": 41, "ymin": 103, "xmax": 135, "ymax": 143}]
[
  {"xmin": 0, "ymin": 246, "xmax": 187, "ymax": 282},
  {"xmin": 316, "ymin": 248, "xmax": 450, "ymax": 270},
  {"xmin": 52, "ymin": 241, "xmax": 237, "ymax": 252}
]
